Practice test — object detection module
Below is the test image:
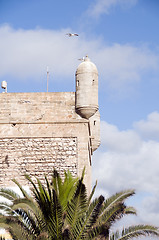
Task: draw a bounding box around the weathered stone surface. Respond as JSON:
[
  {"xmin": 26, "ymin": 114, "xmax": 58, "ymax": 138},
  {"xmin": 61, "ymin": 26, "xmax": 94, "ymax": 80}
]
[
  {"xmin": 0, "ymin": 137, "xmax": 77, "ymax": 186},
  {"xmin": 0, "ymin": 92, "xmax": 96, "ymax": 193}
]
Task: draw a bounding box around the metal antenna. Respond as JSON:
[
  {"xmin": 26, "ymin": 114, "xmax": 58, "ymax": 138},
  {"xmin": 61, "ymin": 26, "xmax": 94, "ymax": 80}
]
[{"xmin": 47, "ymin": 66, "xmax": 49, "ymax": 92}]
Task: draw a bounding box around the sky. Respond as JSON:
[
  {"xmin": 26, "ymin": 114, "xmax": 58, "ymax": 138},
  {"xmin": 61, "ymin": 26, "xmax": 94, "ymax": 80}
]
[{"xmin": 0, "ymin": 0, "xmax": 159, "ymax": 237}]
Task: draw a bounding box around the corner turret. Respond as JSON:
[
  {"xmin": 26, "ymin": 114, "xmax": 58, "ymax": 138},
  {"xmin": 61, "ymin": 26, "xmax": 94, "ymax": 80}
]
[
  {"xmin": 75, "ymin": 56, "xmax": 98, "ymax": 119},
  {"xmin": 89, "ymin": 111, "xmax": 100, "ymax": 152}
]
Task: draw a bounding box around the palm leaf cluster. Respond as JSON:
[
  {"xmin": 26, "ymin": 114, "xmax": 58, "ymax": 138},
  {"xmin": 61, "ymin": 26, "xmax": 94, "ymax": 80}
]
[
  {"xmin": 110, "ymin": 225, "xmax": 159, "ymax": 240},
  {"xmin": 0, "ymin": 170, "xmax": 159, "ymax": 240}
]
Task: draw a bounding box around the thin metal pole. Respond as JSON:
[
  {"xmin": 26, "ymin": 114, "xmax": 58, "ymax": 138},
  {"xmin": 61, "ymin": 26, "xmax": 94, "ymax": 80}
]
[{"xmin": 47, "ymin": 66, "xmax": 49, "ymax": 92}]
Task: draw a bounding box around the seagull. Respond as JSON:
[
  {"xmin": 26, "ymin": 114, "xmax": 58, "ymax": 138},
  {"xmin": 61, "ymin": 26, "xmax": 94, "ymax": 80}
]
[
  {"xmin": 78, "ymin": 57, "xmax": 85, "ymax": 61},
  {"xmin": 66, "ymin": 33, "xmax": 79, "ymax": 37}
]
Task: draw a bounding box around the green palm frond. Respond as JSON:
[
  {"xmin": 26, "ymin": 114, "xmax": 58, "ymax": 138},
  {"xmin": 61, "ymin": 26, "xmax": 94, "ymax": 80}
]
[
  {"xmin": 62, "ymin": 172, "xmax": 78, "ymax": 200},
  {"xmin": 80, "ymin": 167, "xmax": 85, "ymax": 182},
  {"xmin": 12, "ymin": 198, "xmax": 38, "ymax": 213},
  {"xmin": 46, "ymin": 189, "xmax": 63, "ymax": 239},
  {"xmin": 67, "ymin": 178, "xmax": 87, "ymax": 239},
  {"xmin": 26, "ymin": 177, "xmax": 52, "ymax": 222},
  {"xmin": 98, "ymin": 203, "xmax": 126, "ymax": 228},
  {"xmin": 88, "ymin": 223, "xmax": 109, "ymax": 239},
  {"xmin": 45, "ymin": 175, "xmax": 52, "ymax": 200},
  {"xmin": 0, "ymin": 188, "xmax": 20, "ymax": 201},
  {"xmin": 12, "ymin": 179, "xmax": 30, "ymax": 199},
  {"xmin": 124, "ymin": 206, "xmax": 136, "ymax": 215},
  {"xmin": 52, "ymin": 169, "xmax": 78, "ymax": 211},
  {"xmin": 25, "ymin": 174, "xmax": 41, "ymax": 201},
  {"xmin": 86, "ymin": 195, "xmax": 105, "ymax": 227},
  {"xmin": 104, "ymin": 190, "xmax": 135, "ymax": 211},
  {"xmin": 88, "ymin": 180, "xmax": 97, "ymax": 205},
  {"xmin": 36, "ymin": 178, "xmax": 50, "ymax": 205},
  {"xmin": 0, "ymin": 215, "xmax": 37, "ymax": 240},
  {"xmin": 75, "ymin": 195, "xmax": 105, "ymax": 240},
  {"xmin": 110, "ymin": 225, "xmax": 159, "ymax": 240},
  {"xmin": 15, "ymin": 208, "xmax": 41, "ymax": 236},
  {"xmin": 25, "ymin": 174, "xmax": 64, "ymax": 238},
  {"xmin": 96, "ymin": 190, "xmax": 135, "ymax": 226},
  {"xmin": 0, "ymin": 202, "xmax": 12, "ymax": 211},
  {"xmin": 52, "ymin": 169, "xmax": 62, "ymax": 195},
  {"xmin": 0, "ymin": 202, "xmax": 18, "ymax": 216}
]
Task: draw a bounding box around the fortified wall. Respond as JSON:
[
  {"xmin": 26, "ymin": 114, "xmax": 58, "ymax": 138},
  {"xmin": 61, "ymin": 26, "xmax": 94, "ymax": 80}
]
[{"xmin": 0, "ymin": 56, "xmax": 100, "ymax": 192}]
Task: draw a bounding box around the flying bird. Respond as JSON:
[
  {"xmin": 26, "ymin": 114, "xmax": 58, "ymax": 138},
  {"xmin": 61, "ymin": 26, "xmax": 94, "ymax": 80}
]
[
  {"xmin": 66, "ymin": 33, "xmax": 79, "ymax": 37},
  {"xmin": 78, "ymin": 57, "xmax": 85, "ymax": 61}
]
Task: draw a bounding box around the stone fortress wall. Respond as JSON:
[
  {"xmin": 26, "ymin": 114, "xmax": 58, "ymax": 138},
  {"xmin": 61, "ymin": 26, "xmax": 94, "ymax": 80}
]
[{"xmin": 0, "ymin": 56, "xmax": 100, "ymax": 193}]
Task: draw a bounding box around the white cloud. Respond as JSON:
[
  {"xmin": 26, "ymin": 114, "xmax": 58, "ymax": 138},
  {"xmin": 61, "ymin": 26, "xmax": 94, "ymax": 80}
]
[
  {"xmin": 87, "ymin": 0, "xmax": 138, "ymax": 18},
  {"xmin": 94, "ymin": 43, "xmax": 158, "ymax": 93},
  {"xmin": 0, "ymin": 25, "xmax": 158, "ymax": 96},
  {"xmin": 92, "ymin": 112, "xmax": 159, "ymax": 226},
  {"xmin": 141, "ymin": 194, "xmax": 159, "ymax": 223},
  {"xmin": 0, "ymin": 25, "xmax": 80, "ymax": 80},
  {"xmin": 93, "ymin": 140, "xmax": 159, "ymax": 195},
  {"xmin": 134, "ymin": 111, "xmax": 159, "ymax": 141},
  {"xmin": 101, "ymin": 121, "xmax": 142, "ymax": 153}
]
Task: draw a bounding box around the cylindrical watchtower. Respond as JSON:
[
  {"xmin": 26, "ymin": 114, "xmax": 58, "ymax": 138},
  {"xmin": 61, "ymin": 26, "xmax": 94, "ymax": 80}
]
[{"xmin": 75, "ymin": 56, "xmax": 98, "ymax": 119}]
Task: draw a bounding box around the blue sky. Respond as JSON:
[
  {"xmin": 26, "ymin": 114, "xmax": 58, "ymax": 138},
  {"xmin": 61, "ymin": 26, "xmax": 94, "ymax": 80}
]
[{"xmin": 1, "ymin": 0, "xmax": 159, "ymax": 236}]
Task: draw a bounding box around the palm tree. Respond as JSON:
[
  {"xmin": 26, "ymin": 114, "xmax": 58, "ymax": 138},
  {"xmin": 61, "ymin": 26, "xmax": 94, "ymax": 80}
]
[
  {"xmin": 0, "ymin": 170, "xmax": 79, "ymax": 240},
  {"xmin": 0, "ymin": 170, "xmax": 159, "ymax": 240}
]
